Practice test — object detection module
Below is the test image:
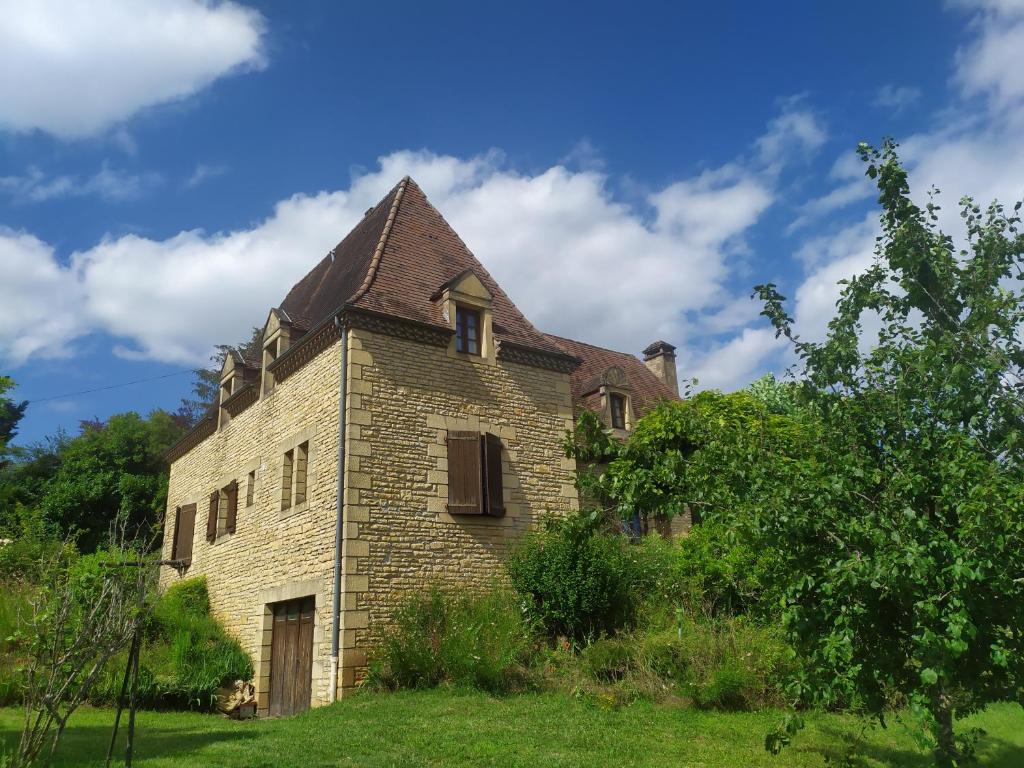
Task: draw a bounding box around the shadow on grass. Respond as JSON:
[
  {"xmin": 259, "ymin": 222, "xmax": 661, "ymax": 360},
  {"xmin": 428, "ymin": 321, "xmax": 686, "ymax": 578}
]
[
  {"xmin": 2, "ymin": 722, "xmax": 257, "ymax": 767},
  {"xmin": 809, "ymin": 724, "xmax": 1024, "ymax": 768}
]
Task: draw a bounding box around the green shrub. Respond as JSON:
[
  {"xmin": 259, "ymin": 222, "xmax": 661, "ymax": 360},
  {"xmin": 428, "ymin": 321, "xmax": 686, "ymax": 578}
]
[
  {"xmin": 0, "ymin": 581, "xmax": 31, "ymax": 706},
  {"xmin": 507, "ymin": 514, "xmax": 638, "ymax": 642},
  {"xmin": 93, "ymin": 576, "xmax": 252, "ymax": 710},
  {"xmin": 569, "ymin": 617, "xmax": 793, "ymax": 710},
  {"xmin": 628, "ymin": 523, "xmax": 781, "ymax": 621},
  {"xmin": 367, "ymin": 585, "xmax": 533, "ymax": 694}
]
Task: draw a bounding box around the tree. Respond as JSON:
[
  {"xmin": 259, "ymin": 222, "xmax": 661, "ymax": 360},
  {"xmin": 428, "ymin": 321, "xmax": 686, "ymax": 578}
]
[
  {"xmin": 566, "ymin": 391, "xmax": 809, "ymax": 528},
  {"xmin": 39, "ymin": 411, "xmax": 184, "ymax": 552},
  {"xmin": 176, "ymin": 326, "xmax": 262, "ymax": 427},
  {"xmin": 0, "ymin": 375, "xmax": 28, "ymax": 457},
  {"xmin": 753, "ymin": 141, "xmax": 1024, "ymax": 766}
]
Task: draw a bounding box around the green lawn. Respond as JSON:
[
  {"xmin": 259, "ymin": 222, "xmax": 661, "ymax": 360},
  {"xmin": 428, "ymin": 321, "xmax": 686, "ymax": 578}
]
[{"xmin": 2, "ymin": 692, "xmax": 1022, "ymax": 767}]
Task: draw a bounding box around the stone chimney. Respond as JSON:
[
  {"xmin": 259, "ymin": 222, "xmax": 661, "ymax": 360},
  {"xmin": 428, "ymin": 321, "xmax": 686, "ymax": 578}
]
[{"xmin": 642, "ymin": 340, "xmax": 678, "ymax": 396}]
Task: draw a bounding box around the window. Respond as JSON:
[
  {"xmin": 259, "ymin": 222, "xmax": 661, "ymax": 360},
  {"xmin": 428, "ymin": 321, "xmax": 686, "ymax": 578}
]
[
  {"xmin": 455, "ymin": 306, "xmax": 481, "ymax": 355},
  {"xmin": 446, "ymin": 431, "xmax": 504, "ymax": 516},
  {"xmin": 206, "ymin": 481, "xmax": 238, "ymax": 543},
  {"xmin": 246, "ymin": 470, "xmax": 256, "ymax": 507},
  {"xmin": 281, "ymin": 441, "xmax": 309, "ymax": 511},
  {"xmin": 610, "ymin": 393, "xmax": 626, "ymax": 430},
  {"xmin": 171, "ymin": 503, "xmax": 196, "ymax": 565}
]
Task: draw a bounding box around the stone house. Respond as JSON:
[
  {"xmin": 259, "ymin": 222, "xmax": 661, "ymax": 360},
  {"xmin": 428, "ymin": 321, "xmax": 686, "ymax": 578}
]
[{"xmin": 159, "ymin": 177, "xmax": 680, "ymax": 716}]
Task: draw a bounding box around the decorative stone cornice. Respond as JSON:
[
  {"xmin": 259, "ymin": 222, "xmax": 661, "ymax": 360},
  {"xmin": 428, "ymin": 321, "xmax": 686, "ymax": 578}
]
[
  {"xmin": 165, "ymin": 415, "xmax": 216, "ymax": 464},
  {"xmin": 221, "ymin": 383, "xmax": 258, "ymax": 417},
  {"xmin": 497, "ymin": 341, "xmax": 580, "ymax": 374},
  {"xmin": 343, "ymin": 307, "xmax": 451, "ymax": 347},
  {"xmin": 268, "ymin": 319, "xmax": 342, "ymax": 383}
]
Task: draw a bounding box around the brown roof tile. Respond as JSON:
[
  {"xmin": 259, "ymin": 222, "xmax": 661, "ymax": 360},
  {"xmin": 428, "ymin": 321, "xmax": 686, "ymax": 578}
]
[
  {"xmin": 279, "ymin": 177, "xmax": 564, "ymax": 357},
  {"xmin": 543, "ymin": 333, "xmax": 680, "ymax": 417}
]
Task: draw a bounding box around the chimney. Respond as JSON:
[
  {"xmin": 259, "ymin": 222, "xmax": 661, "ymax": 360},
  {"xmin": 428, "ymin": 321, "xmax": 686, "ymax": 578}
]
[{"xmin": 642, "ymin": 340, "xmax": 678, "ymax": 396}]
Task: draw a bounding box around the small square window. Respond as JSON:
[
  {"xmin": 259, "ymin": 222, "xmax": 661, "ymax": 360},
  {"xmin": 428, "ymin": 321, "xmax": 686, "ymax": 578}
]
[
  {"xmin": 610, "ymin": 393, "xmax": 627, "ymax": 430},
  {"xmin": 455, "ymin": 306, "xmax": 481, "ymax": 356}
]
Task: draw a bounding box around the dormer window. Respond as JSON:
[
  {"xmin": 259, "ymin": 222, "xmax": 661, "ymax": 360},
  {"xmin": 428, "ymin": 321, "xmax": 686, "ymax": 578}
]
[
  {"xmin": 455, "ymin": 305, "xmax": 481, "ymax": 355},
  {"xmin": 610, "ymin": 393, "xmax": 627, "ymax": 430}
]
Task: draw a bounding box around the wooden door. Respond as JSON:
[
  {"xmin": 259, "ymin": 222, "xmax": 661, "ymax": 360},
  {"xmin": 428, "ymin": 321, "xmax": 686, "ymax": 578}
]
[{"xmin": 268, "ymin": 596, "xmax": 315, "ymax": 717}]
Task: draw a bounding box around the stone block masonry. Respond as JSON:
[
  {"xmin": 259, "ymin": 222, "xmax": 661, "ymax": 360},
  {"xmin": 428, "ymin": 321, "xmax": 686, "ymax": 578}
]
[{"xmin": 161, "ymin": 325, "xmax": 579, "ymax": 710}]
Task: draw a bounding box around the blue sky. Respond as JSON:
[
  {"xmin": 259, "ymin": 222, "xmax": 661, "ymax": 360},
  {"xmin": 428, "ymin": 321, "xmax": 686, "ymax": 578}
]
[{"xmin": 2, "ymin": 0, "xmax": 1023, "ymax": 445}]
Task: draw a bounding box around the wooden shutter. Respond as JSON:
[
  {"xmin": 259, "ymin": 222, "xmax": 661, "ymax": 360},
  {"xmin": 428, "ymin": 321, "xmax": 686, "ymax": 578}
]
[
  {"xmin": 225, "ymin": 481, "xmax": 238, "ymax": 534},
  {"xmin": 175, "ymin": 503, "xmax": 196, "ymax": 564},
  {"xmin": 447, "ymin": 430, "xmax": 483, "ymax": 514},
  {"xmin": 171, "ymin": 507, "xmax": 181, "ymax": 560},
  {"xmin": 207, "ymin": 491, "xmax": 218, "ymax": 543},
  {"xmin": 482, "ymin": 433, "xmax": 505, "ymax": 516}
]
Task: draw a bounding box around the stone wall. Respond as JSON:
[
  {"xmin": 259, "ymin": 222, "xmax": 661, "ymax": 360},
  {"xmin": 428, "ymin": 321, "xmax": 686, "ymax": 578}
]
[
  {"xmin": 161, "ymin": 324, "xmax": 579, "ymax": 708},
  {"xmin": 335, "ymin": 327, "xmax": 578, "ymax": 693},
  {"xmin": 160, "ymin": 337, "xmax": 342, "ymax": 712}
]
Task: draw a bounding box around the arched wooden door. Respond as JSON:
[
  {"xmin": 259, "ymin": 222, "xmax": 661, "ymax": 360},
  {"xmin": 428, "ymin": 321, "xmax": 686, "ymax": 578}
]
[{"xmin": 268, "ymin": 596, "xmax": 314, "ymax": 717}]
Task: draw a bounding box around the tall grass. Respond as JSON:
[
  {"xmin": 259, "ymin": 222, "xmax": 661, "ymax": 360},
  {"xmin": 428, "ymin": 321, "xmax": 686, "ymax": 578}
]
[
  {"xmin": 92, "ymin": 577, "xmax": 252, "ymax": 710},
  {"xmin": 367, "ymin": 585, "xmax": 535, "ymax": 694},
  {"xmin": 0, "ymin": 581, "xmax": 32, "ymax": 706}
]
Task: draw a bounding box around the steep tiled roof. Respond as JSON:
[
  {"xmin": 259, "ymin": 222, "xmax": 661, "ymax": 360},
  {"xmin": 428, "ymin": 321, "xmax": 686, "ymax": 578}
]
[
  {"xmin": 543, "ymin": 333, "xmax": 679, "ymax": 417},
  {"xmin": 280, "ymin": 176, "xmax": 564, "ymax": 357}
]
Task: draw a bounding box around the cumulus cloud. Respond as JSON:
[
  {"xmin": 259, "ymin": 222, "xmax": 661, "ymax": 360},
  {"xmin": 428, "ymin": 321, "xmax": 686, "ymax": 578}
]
[
  {"xmin": 0, "ymin": 0, "xmax": 265, "ymax": 138},
  {"xmin": 0, "ymin": 107, "xmax": 826, "ymax": 386}
]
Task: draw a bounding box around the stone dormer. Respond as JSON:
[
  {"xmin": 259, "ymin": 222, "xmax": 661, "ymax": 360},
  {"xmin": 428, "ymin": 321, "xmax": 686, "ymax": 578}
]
[{"xmin": 432, "ymin": 269, "xmax": 495, "ymax": 364}]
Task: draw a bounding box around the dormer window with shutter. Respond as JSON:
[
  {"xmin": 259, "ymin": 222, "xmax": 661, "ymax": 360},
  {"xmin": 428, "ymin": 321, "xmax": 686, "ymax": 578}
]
[
  {"xmin": 446, "ymin": 431, "xmax": 505, "ymax": 516},
  {"xmin": 455, "ymin": 305, "xmax": 481, "ymax": 355},
  {"xmin": 609, "ymin": 393, "xmax": 627, "ymax": 430}
]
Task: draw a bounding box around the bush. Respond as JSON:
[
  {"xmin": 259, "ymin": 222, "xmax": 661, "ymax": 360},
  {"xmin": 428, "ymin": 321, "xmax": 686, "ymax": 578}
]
[
  {"xmin": 93, "ymin": 576, "xmax": 252, "ymax": 710},
  {"xmin": 628, "ymin": 522, "xmax": 780, "ymax": 621},
  {"xmin": 367, "ymin": 585, "xmax": 533, "ymax": 694},
  {"xmin": 507, "ymin": 514, "xmax": 638, "ymax": 642},
  {"xmin": 573, "ymin": 617, "xmax": 793, "ymax": 710},
  {"xmin": 0, "ymin": 581, "xmax": 31, "ymax": 706}
]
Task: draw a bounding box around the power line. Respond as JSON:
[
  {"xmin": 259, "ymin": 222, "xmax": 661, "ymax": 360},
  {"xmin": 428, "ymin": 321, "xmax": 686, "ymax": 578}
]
[{"xmin": 25, "ymin": 369, "xmax": 196, "ymax": 404}]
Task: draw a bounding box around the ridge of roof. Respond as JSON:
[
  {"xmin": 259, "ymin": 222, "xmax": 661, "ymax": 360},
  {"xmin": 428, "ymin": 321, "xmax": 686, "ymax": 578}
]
[{"xmin": 350, "ymin": 176, "xmax": 409, "ymax": 305}]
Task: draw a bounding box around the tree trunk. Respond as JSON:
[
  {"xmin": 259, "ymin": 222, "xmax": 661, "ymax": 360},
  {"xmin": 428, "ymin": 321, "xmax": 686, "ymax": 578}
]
[{"xmin": 932, "ymin": 692, "xmax": 958, "ymax": 768}]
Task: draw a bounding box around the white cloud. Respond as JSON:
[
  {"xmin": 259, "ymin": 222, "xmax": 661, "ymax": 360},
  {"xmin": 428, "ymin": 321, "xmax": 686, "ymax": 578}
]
[
  {"xmin": 755, "ymin": 106, "xmax": 827, "ymax": 169},
  {"xmin": 873, "ymin": 84, "xmax": 922, "ymax": 111},
  {"xmin": 0, "ymin": 103, "xmax": 827, "ymax": 381},
  {"xmin": 183, "ymin": 163, "xmax": 228, "ymax": 189},
  {"xmin": 0, "ymin": 0, "xmax": 265, "ymax": 139},
  {"xmin": 0, "ymin": 229, "xmax": 84, "ymax": 362},
  {"xmin": 787, "ymin": 179, "xmax": 873, "ymax": 233},
  {"xmin": 0, "ymin": 164, "xmax": 160, "ymax": 203},
  {"xmin": 687, "ymin": 328, "xmax": 787, "ymax": 391}
]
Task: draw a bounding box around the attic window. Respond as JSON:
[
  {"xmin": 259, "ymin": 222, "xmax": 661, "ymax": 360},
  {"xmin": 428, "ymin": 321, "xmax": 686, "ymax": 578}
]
[
  {"xmin": 610, "ymin": 393, "xmax": 627, "ymax": 430},
  {"xmin": 455, "ymin": 306, "xmax": 481, "ymax": 355}
]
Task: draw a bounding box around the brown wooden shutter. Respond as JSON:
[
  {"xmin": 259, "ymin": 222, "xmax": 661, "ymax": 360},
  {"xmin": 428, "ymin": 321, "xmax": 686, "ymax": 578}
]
[
  {"xmin": 482, "ymin": 432, "xmax": 505, "ymax": 516},
  {"xmin": 447, "ymin": 430, "xmax": 483, "ymax": 514},
  {"xmin": 177, "ymin": 504, "xmax": 196, "ymax": 564},
  {"xmin": 171, "ymin": 506, "xmax": 181, "ymax": 560},
  {"xmin": 207, "ymin": 491, "xmax": 219, "ymax": 542},
  {"xmin": 225, "ymin": 481, "xmax": 238, "ymax": 534}
]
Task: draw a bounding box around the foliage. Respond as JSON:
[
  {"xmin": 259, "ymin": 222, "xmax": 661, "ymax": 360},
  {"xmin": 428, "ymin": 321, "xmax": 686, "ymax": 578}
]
[
  {"xmin": 176, "ymin": 326, "xmax": 262, "ymax": 428},
  {"xmin": 13, "ymin": 544, "xmax": 143, "ymax": 767},
  {"xmin": 92, "ymin": 576, "xmax": 252, "ymax": 711},
  {"xmin": 576, "ymin": 616, "xmax": 793, "ymax": 710},
  {"xmin": 745, "ymin": 373, "xmax": 802, "ymax": 416},
  {"xmin": 507, "ymin": 514, "xmax": 639, "ymax": 642},
  {"xmin": 0, "ymin": 507, "xmax": 67, "ymax": 581},
  {"xmin": 752, "ymin": 141, "xmax": 1024, "ymax": 766},
  {"xmin": 565, "ymin": 393, "xmax": 809, "ymax": 526},
  {"xmin": 0, "ymin": 436, "xmax": 66, "ymax": 534},
  {"xmin": 366, "ymin": 585, "xmax": 533, "ymax": 694},
  {"xmin": 31, "ymin": 411, "xmax": 184, "ymax": 553},
  {"xmin": 0, "ymin": 377, "xmax": 27, "ymax": 459},
  {"xmin": 630, "ymin": 524, "xmax": 780, "ymax": 620}
]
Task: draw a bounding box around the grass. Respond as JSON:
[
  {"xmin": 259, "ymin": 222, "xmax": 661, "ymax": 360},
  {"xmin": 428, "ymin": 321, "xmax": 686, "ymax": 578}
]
[{"xmin": 1, "ymin": 691, "xmax": 1022, "ymax": 767}]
